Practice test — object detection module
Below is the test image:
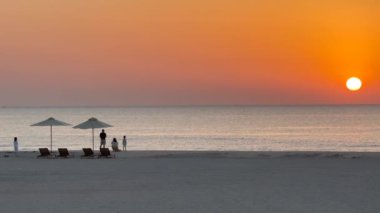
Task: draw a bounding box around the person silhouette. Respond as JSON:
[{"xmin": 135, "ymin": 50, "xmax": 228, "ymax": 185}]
[
  {"xmin": 122, "ymin": 136, "xmax": 127, "ymax": 151},
  {"xmin": 13, "ymin": 137, "xmax": 19, "ymax": 155},
  {"xmin": 111, "ymin": 138, "xmax": 120, "ymax": 152},
  {"xmin": 99, "ymin": 129, "xmax": 107, "ymax": 149}
]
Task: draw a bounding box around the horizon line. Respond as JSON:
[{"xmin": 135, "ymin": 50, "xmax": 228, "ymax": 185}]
[{"xmin": 1, "ymin": 104, "xmax": 380, "ymax": 108}]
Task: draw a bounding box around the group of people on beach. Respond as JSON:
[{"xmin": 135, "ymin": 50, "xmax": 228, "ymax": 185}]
[
  {"xmin": 99, "ymin": 129, "xmax": 127, "ymax": 152},
  {"xmin": 10, "ymin": 129, "xmax": 127, "ymax": 154}
]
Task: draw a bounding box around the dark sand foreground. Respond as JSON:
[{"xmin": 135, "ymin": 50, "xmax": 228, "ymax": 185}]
[{"xmin": 1, "ymin": 151, "xmax": 380, "ymax": 213}]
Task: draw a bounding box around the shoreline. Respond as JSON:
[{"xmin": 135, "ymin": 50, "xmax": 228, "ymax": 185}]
[{"xmin": 1, "ymin": 150, "xmax": 379, "ymax": 159}]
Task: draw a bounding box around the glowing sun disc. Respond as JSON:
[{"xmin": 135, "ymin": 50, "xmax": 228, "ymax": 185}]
[{"xmin": 346, "ymin": 77, "xmax": 362, "ymax": 91}]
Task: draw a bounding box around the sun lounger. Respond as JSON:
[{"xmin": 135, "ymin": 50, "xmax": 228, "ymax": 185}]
[
  {"xmin": 81, "ymin": 148, "xmax": 95, "ymax": 158},
  {"xmin": 57, "ymin": 148, "xmax": 72, "ymax": 158},
  {"xmin": 37, "ymin": 148, "xmax": 53, "ymax": 158},
  {"xmin": 98, "ymin": 148, "xmax": 115, "ymax": 158}
]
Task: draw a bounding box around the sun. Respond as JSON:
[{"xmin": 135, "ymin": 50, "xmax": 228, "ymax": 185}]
[{"xmin": 346, "ymin": 77, "xmax": 362, "ymax": 91}]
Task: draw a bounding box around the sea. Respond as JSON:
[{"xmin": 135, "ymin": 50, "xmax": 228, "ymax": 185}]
[{"xmin": 0, "ymin": 106, "xmax": 379, "ymax": 152}]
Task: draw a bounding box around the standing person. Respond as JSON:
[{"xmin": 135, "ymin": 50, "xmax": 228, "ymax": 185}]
[
  {"xmin": 99, "ymin": 129, "xmax": 107, "ymax": 149},
  {"xmin": 122, "ymin": 136, "xmax": 127, "ymax": 151},
  {"xmin": 13, "ymin": 137, "xmax": 19, "ymax": 155},
  {"xmin": 111, "ymin": 138, "xmax": 120, "ymax": 152}
]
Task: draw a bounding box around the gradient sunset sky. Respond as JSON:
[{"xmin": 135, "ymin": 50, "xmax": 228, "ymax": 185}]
[{"xmin": 0, "ymin": 0, "xmax": 379, "ymax": 106}]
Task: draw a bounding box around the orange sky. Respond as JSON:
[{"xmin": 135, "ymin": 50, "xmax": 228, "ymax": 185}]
[{"xmin": 0, "ymin": 0, "xmax": 379, "ymax": 106}]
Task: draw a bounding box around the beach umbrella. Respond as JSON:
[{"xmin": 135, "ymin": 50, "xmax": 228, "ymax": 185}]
[
  {"xmin": 73, "ymin": 117, "xmax": 112, "ymax": 150},
  {"xmin": 31, "ymin": 117, "xmax": 71, "ymax": 151}
]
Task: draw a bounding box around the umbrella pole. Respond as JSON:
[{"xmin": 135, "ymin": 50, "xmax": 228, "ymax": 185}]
[
  {"xmin": 92, "ymin": 128, "xmax": 94, "ymax": 150},
  {"xmin": 50, "ymin": 125, "xmax": 53, "ymax": 152}
]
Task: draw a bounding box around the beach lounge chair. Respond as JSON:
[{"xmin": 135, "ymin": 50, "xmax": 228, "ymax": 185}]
[
  {"xmin": 37, "ymin": 148, "xmax": 53, "ymax": 158},
  {"xmin": 81, "ymin": 148, "xmax": 95, "ymax": 158},
  {"xmin": 57, "ymin": 148, "xmax": 72, "ymax": 158},
  {"xmin": 98, "ymin": 148, "xmax": 115, "ymax": 158}
]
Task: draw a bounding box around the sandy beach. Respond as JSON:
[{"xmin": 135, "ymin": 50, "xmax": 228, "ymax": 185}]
[{"xmin": 0, "ymin": 151, "xmax": 379, "ymax": 213}]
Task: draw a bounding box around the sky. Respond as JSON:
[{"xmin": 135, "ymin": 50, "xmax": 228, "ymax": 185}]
[{"xmin": 0, "ymin": 0, "xmax": 379, "ymax": 106}]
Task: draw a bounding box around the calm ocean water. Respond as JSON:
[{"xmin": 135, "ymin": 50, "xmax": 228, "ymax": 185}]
[{"xmin": 0, "ymin": 106, "xmax": 379, "ymax": 152}]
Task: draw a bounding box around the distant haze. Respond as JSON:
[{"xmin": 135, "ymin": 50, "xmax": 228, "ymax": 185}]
[{"xmin": 0, "ymin": 0, "xmax": 379, "ymax": 106}]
